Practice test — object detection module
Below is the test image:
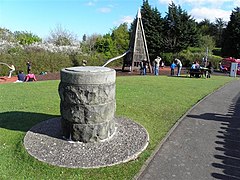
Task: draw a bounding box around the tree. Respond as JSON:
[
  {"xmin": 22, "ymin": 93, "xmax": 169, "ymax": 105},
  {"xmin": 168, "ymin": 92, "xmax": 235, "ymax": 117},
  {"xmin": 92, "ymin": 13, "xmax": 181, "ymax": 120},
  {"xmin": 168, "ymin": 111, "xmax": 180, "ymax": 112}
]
[
  {"xmin": 141, "ymin": 0, "xmax": 164, "ymax": 60},
  {"xmin": 47, "ymin": 24, "xmax": 77, "ymax": 46},
  {"xmin": 81, "ymin": 33, "xmax": 102, "ymax": 54},
  {"xmin": 162, "ymin": 2, "xmax": 199, "ymax": 54},
  {"xmin": 111, "ymin": 23, "xmax": 129, "ymax": 54},
  {"xmin": 0, "ymin": 28, "xmax": 15, "ymax": 42},
  {"xmin": 221, "ymin": 7, "xmax": 240, "ymax": 58},
  {"xmin": 82, "ymin": 34, "xmax": 87, "ymax": 42},
  {"xmin": 197, "ymin": 18, "xmax": 226, "ymax": 48},
  {"xmin": 14, "ymin": 31, "xmax": 42, "ymax": 45},
  {"xmin": 198, "ymin": 35, "xmax": 215, "ymax": 53},
  {"xmin": 197, "ymin": 19, "xmax": 215, "ymax": 36},
  {"xmin": 213, "ymin": 18, "xmax": 226, "ymax": 47},
  {"xmin": 94, "ymin": 34, "xmax": 117, "ymax": 59}
]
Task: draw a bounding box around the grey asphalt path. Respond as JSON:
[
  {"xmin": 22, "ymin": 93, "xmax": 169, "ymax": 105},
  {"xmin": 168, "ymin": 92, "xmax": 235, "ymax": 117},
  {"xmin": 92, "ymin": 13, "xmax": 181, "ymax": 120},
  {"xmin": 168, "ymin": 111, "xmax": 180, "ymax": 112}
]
[{"xmin": 137, "ymin": 79, "xmax": 240, "ymax": 180}]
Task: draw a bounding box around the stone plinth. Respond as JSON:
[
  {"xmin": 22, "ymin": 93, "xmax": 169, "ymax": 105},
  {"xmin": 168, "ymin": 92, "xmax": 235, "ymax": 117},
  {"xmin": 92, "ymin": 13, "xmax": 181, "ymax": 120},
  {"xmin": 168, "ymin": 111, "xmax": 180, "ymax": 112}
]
[{"xmin": 58, "ymin": 66, "xmax": 116, "ymax": 142}]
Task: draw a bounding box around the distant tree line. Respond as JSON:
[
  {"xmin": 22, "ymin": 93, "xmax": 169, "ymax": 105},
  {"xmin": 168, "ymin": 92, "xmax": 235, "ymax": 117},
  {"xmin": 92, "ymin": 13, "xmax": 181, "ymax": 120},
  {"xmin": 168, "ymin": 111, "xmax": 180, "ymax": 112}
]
[{"xmin": 0, "ymin": 0, "xmax": 239, "ymax": 75}]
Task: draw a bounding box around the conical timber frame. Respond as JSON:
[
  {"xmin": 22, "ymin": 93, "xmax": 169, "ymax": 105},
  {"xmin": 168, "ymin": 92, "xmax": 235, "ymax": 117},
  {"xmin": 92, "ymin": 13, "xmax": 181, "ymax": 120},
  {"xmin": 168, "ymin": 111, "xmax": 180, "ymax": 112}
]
[{"xmin": 122, "ymin": 9, "xmax": 152, "ymax": 73}]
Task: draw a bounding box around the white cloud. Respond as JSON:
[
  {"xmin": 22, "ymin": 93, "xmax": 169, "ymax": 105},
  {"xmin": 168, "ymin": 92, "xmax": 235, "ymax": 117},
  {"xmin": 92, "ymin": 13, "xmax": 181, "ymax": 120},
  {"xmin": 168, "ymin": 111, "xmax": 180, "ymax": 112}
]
[
  {"xmin": 234, "ymin": 0, "xmax": 240, "ymax": 7},
  {"xmin": 158, "ymin": 0, "xmax": 235, "ymax": 22},
  {"xmin": 86, "ymin": 1, "xmax": 97, "ymax": 6},
  {"xmin": 179, "ymin": 0, "xmax": 231, "ymax": 4},
  {"xmin": 98, "ymin": 7, "xmax": 111, "ymax": 13},
  {"xmin": 86, "ymin": 2, "xmax": 94, "ymax": 6},
  {"xmin": 114, "ymin": 16, "xmax": 134, "ymax": 27},
  {"xmin": 190, "ymin": 7, "xmax": 231, "ymax": 22},
  {"xmin": 158, "ymin": 0, "xmax": 173, "ymax": 4},
  {"xmin": 158, "ymin": 0, "xmax": 237, "ymax": 8},
  {"xmin": 120, "ymin": 16, "xmax": 134, "ymax": 24}
]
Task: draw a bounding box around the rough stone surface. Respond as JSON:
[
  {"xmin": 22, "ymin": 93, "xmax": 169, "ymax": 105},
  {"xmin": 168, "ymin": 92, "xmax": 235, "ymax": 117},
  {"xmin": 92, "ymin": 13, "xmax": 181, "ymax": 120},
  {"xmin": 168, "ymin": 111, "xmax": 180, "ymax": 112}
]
[
  {"xmin": 59, "ymin": 66, "xmax": 116, "ymax": 142},
  {"xmin": 24, "ymin": 117, "xmax": 149, "ymax": 168}
]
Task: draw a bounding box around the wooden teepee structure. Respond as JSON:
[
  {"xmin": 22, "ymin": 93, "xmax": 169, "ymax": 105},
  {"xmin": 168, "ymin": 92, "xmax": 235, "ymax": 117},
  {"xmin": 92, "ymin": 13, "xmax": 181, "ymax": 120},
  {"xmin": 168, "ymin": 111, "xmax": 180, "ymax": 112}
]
[{"xmin": 122, "ymin": 9, "xmax": 152, "ymax": 73}]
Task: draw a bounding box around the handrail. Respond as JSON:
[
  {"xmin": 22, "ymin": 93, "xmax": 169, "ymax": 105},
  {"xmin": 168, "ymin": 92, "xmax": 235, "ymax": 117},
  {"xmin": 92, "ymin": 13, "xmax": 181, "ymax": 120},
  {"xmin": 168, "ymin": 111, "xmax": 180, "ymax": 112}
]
[
  {"xmin": 102, "ymin": 50, "xmax": 130, "ymax": 67},
  {"xmin": 0, "ymin": 62, "xmax": 11, "ymax": 69}
]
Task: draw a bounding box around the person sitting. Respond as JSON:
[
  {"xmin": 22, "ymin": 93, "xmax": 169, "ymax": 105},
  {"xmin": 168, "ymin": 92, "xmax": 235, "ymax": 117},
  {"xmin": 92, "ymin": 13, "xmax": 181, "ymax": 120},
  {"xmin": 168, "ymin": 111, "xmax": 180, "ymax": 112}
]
[
  {"xmin": 220, "ymin": 65, "xmax": 227, "ymax": 73},
  {"xmin": 191, "ymin": 61, "xmax": 200, "ymax": 69},
  {"xmin": 190, "ymin": 61, "xmax": 201, "ymax": 78},
  {"xmin": 191, "ymin": 62, "xmax": 197, "ymax": 69},
  {"xmin": 25, "ymin": 70, "xmax": 37, "ymax": 82},
  {"xmin": 15, "ymin": 70, "xmax": 25, "ymax": 82}
]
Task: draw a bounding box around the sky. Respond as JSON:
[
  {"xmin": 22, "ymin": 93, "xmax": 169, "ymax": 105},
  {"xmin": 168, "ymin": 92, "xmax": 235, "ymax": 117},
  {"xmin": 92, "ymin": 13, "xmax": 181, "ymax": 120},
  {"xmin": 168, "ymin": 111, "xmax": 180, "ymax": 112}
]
[{"xmin": 0, "ymin": 0, "xmax": 239, "ymax": 41}]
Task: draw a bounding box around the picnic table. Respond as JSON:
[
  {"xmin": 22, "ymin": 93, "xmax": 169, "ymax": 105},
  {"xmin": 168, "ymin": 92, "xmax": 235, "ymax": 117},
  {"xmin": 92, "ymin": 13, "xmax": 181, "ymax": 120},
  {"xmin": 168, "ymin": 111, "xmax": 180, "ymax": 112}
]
[{"xmin": 187, "ymin": 67, "xmax": 209, "ymax": 78}]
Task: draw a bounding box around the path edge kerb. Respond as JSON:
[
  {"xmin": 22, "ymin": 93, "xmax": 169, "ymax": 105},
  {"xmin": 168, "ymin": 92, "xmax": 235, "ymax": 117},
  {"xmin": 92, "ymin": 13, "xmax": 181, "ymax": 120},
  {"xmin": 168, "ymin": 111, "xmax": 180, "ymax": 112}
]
[{"xmin": 133, "ymin": 80, "xmax": 237, "ymax": 180}]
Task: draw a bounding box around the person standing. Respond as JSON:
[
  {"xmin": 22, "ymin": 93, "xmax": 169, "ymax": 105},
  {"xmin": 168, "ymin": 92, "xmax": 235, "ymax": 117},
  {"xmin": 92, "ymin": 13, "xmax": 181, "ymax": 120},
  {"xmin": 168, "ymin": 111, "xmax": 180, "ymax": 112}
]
[
  {"xmin": 154, "ymin": 56, "xmax": 161, "ymax": 75},
  {"xmin": 26, "ymin": 61, "xmax": 31, "ymax": 74},
  {"xmin": 140, "ymin": 61, "xmax": 144, "ymax": 75},
  {"xmin": 206, "ymin": 62, "xmax": 213, "ymax": 78},
  {"xmin": 143, "ymin": 59, "xmax": 147, "ymax": 75},
  {"xmin": 170, "ymin": 62, "xmax": 176, "ymax": 76},
  {"xmin": 174, "ymin": 58, "xmax": 182, "ymax": 76}
]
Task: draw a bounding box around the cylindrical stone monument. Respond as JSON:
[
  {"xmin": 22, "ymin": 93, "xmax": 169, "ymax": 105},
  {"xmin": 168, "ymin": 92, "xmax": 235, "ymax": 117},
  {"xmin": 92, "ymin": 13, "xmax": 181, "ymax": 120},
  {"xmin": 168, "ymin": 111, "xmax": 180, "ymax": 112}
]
[{"xmin": 58, "ymin": 66, "xmax": 116, "ymax": 142}]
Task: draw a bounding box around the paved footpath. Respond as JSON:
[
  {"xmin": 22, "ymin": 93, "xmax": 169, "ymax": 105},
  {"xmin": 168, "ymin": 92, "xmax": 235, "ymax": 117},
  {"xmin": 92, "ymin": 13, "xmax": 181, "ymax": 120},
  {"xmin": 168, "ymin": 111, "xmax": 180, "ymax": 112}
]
[{"xmin": 137, "ymin": 79, "xmax": 240, "ymax": 180}]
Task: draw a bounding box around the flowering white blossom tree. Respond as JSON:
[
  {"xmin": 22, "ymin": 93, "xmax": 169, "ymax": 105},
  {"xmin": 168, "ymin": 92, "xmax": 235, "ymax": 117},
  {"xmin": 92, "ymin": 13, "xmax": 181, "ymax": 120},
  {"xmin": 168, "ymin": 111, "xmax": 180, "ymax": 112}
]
[{"xmin": 47, "ymin": 24, "xmax": 78, "ymax": 46}]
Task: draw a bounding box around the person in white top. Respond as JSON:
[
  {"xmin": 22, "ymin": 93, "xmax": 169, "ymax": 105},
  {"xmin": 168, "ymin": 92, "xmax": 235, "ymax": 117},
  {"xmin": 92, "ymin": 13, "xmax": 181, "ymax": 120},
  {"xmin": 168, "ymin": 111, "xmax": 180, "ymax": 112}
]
[
  {"xmin": 174, "ymin": 58, "xmax": 182, "ymax": 76},
  {"xmin": 154, "ymin": 56, "xmax": 161, "ymax": 75}
]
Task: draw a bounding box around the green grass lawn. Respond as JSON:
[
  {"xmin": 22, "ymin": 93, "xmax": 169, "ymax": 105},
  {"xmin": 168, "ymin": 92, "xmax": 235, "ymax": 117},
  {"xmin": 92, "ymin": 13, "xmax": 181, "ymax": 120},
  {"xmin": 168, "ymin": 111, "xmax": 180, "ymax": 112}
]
[{"xmin": 0, "ymin": 75, "xmax": 234, "ymax": 179}]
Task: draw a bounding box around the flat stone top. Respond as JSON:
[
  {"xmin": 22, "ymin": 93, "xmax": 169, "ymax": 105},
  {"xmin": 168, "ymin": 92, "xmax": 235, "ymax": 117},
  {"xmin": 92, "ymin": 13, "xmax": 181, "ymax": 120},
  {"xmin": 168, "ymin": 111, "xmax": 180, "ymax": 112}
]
[
  {"xmin": 60, "ymin": 66, "xmax": 116, "ymax": 84},
  {"xmin": 65, "ymin": 66, "xmax": 113, "ymax": 73}
]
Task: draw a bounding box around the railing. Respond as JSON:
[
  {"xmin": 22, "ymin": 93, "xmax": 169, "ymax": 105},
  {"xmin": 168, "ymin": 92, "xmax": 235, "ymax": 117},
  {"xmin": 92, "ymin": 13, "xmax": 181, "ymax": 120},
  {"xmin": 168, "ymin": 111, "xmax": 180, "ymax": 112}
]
[{"xmin": 102, "ymin": 50, "xmax": 130, "ymax": 67}]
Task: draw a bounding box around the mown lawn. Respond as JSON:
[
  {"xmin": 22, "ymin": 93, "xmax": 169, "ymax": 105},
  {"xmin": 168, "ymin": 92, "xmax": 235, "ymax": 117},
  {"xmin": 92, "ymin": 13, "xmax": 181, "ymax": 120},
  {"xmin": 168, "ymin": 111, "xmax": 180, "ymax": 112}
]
[{"xmin": 0, "ymin": 75, "xmax": 233, "ymax": 179}]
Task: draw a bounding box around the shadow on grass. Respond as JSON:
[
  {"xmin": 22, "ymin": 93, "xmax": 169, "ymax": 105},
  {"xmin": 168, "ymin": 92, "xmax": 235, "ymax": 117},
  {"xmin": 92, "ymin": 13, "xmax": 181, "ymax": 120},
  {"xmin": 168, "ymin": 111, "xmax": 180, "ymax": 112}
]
[
  {"xmin": 187, "ymin": 93, "xmax": 240, "ymax": 180},
  {"xmin": 0, "ymin": 111, "xmax": 57, "ymax": 132},
  {"xmin": 168, "ymin": 75, "xmax": 191, "ymax": 78}
]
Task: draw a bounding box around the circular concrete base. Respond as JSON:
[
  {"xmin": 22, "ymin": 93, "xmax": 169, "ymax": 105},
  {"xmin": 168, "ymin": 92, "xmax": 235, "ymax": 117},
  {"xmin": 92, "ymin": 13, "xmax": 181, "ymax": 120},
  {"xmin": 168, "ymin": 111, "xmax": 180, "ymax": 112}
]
[{"xmin": 24, "ymin": 117, "xmax": 149, "ymax": 168}]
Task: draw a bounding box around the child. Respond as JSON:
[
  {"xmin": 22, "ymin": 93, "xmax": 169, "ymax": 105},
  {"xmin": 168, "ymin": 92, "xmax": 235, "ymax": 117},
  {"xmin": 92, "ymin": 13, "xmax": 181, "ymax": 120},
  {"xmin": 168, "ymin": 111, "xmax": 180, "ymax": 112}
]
[{"xmin": 170, "ymin": 62, "xmax": 176, "ymax": 76}]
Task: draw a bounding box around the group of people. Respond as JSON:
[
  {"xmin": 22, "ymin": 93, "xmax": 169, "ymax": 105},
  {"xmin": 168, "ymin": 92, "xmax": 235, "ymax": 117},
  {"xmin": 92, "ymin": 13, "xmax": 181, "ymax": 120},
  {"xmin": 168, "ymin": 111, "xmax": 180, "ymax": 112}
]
[
  {"xmin": 139, "ymin": 56, "xmax": 213, "ymax": 78},
  {"xmin": 170, "ymin": 58, "xmax": 182, "ymax": 76},
  {"xmin": 140, "ymin": 56, "xmax": 165, "ymax": 76},
  {"xmin": 6, "ymin": 61, "xmax": 37, "ymax": 82},
  {"xmin": 189, "ymin": 60, "xmax": 213, "ymax": 78}
]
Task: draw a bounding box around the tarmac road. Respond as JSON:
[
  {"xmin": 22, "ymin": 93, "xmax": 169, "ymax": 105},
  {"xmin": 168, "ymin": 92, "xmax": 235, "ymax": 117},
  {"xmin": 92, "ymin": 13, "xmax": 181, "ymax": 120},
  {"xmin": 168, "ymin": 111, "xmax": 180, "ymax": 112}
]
[{"xmin": 136, "ymin": 79, "xmax": 240, "ymax": 180}]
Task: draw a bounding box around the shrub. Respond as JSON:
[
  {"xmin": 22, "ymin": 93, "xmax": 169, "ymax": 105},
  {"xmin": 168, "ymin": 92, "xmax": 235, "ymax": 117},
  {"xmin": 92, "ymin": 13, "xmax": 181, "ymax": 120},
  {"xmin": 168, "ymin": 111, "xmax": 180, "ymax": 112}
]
[
  {"xmin": 212, "ymin": 48, "xmax": 221, "ymax": 56},
  {"xmin": 208, "ymin": 55, "xmax": 222, "ymax": 69},
  {"xmin": 160, "ymin": 53, "xmax": 174, "ymax": 66}
]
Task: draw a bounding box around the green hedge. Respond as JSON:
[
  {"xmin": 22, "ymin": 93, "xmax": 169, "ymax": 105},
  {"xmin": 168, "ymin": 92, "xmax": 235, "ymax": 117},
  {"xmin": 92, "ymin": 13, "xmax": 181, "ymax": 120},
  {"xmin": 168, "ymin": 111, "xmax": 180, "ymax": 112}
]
[
  {"xmin": 0, "ymin": 49, "xmax": 112, "ymax": 76},
  {"xmin": 0, "ymin": 46, "xmax": 224, "ymax": 76}
]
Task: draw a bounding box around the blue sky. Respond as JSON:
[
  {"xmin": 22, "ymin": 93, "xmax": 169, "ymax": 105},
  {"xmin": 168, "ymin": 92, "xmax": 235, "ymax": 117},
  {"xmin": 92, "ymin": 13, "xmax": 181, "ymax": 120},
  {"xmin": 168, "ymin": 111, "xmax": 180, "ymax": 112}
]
[{"xmin": 0, "ymin": 0, "xmax": 239, "ymax": 40}]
